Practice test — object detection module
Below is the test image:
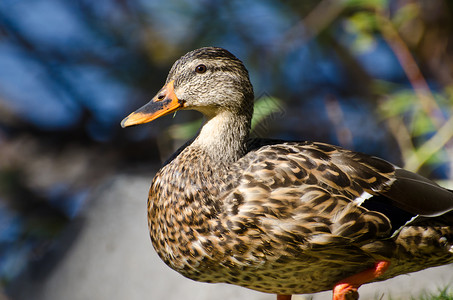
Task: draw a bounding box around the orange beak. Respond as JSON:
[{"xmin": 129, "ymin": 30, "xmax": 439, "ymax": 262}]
[{"xmin": 121, "ymin": 80, "xmax": 183, "ymax": 128}]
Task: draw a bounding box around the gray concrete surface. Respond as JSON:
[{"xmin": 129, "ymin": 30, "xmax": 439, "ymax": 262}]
[{"xmin": 13, "ymin": 174, "xmax": 453, "ymax": 300}]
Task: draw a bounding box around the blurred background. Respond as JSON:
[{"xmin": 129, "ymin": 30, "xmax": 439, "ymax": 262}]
[{"xmin": 0, "ymin": 0, "xmax": 452, "ymax": 299}]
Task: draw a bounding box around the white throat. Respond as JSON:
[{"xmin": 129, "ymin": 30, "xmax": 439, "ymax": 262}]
[{"xmin": 192, "ymin": 110, "xmax": 250, "ymax": 163}]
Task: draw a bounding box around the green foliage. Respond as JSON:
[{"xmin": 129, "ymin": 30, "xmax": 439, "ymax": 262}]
[
  {"xmin": 377, "ymin": 86, "xmax": 453, "ymax": 172},
  {"xmin": 345, "ymin": 11, "xmax": 378, "ymax": 53},
  {"xmin": 378, "ymin": 89, "xmax": 438, "ymax": 138},
  {"xmin": 411, "ymin": 109, "xmax": 436, "ymax": 137},
  {"xmin": 251, "ymin": 96, "xmax": 284, "ymax": 132},
  {"xmin": 344, "ymin": 0, "xmax": 389, "ymax": 10},
  {"xmin": 378, "ymin": 89, "xmax": 416, "ymax": 118}
]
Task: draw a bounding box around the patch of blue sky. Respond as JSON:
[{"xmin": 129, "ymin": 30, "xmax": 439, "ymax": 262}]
[
  {"xmin": 1, "ymin": 0, "xmax": 127, "ymax": 63},
  {"xmin": 0, "ymin": 44, "xmax": 81, "ymax": 129},
  {"xmin": 338, "ymin": 28, "xmax": 406, "ymax": 82},
  {"xmin": 0, "ymin": 41, "xmax": 130, "ymax": 132},
  {"xmin": 355, "ymin": 38, "xmax": 405, "ymax": 81},
  {"xmin": 60, "ymin": 65, "xmax": 130, "ymax": 123},
  {"xmin": 282, "ymin": 43, "xmax": 344, "ymax": 94},
  {"xmin": 2, "ymin": 0, "xmax": 91, "ymax": 48},
  {"xmin": 229, "ymin": 0, "xmax": 297, "ymax": 48}
]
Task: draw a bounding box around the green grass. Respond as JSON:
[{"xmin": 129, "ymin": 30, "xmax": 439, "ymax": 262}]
[
  {"xmin": 383, "ymin": 288, "xmax": 453, "ymax": 300},
  {"xmin": 377, "ymin": 287, "xmax": 453, "ymax": 300},
  {"xmin": 415, "ymin": 288, "xmax": 453, "ymax": 300}
]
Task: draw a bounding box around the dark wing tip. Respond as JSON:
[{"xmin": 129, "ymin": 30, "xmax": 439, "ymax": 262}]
[{"xmin": 382, "ymin": 168, "xmax": 453, "ymax": 217}]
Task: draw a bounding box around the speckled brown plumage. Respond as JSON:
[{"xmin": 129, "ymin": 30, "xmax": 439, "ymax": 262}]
[{"xmin": 122, "ymin": 47, "xmax": 453, "ymax": 299}]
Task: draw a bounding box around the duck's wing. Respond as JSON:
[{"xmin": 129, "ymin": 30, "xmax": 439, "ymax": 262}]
[
  {"xmin": 227, "ymin": 141, "xmax": 453, "ymax": 243},
  {"xmin": 324, "ymin": 143, "xmax": 453, "ymax": 217}
]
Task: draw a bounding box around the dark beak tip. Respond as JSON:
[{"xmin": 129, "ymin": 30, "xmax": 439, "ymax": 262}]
[{"xmin": 120, "ymin": 117, "xmax": 129, "ymax": 128}]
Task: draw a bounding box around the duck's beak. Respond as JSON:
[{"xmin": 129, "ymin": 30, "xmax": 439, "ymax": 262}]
[{"xmin": 121, "ymin": 80, "xmax": 183, "ymax": 128}]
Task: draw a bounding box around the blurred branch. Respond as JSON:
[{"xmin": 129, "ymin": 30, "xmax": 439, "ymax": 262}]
[
  {"xmin": 376, "ymin": 10, "xmax": 445, "ymax": 128},
  {"xmin": 325, "ymin": 95, "xmax": 353, "ymax": 149},
  {"xmin": 404, "ymin": 113, "xmax": 453, "ymax": 172},
  {"xmin": 294, "ymin": 0, "xmax": 344, "ymax": 39},
  {"xmin": 281, "ymin": 0, "xmax": 345, "ymax": 49},
  {"xmin": 385, "ymin": 114, "xmax": 416, "ymax": 170}
]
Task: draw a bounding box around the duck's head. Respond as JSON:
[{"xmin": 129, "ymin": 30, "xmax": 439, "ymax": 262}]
[{"xmin": 121, "ymin": 47, "xmax": 254, "ymax": 128}]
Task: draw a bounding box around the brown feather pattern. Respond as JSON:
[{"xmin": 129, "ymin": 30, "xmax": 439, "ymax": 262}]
[{"xmin": 148, "ymin": 141, "xmax": 453, "ymax": 295}]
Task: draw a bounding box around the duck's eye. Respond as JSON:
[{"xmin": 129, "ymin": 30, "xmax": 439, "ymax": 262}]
[{"xmin": 195, "ymin": 64, "xmax": 207, "ymax": 74}]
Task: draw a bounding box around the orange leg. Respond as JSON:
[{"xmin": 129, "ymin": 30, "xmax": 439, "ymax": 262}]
[
  {"xmin": 333, "ymin": 260, "xmax": 390, "ymax": 300},
  {"xmin": 277, "ymin": 295, "xmax": 292, "ymax": 300}
]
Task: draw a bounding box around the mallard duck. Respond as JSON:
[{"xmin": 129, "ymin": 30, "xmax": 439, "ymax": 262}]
[{"xmin": 121, "ymin": 47, "xmax": 453, "ymax": 300}]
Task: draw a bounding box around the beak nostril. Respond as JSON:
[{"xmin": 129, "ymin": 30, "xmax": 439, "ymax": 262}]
[{"xmin": 157, "ymin": 94, "xmax": 165, "ymax": 100}]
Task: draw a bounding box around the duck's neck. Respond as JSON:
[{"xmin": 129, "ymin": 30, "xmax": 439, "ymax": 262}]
[{"xmin": 191, "ymin": 110, "xmax": 251, "ymax": 164}]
